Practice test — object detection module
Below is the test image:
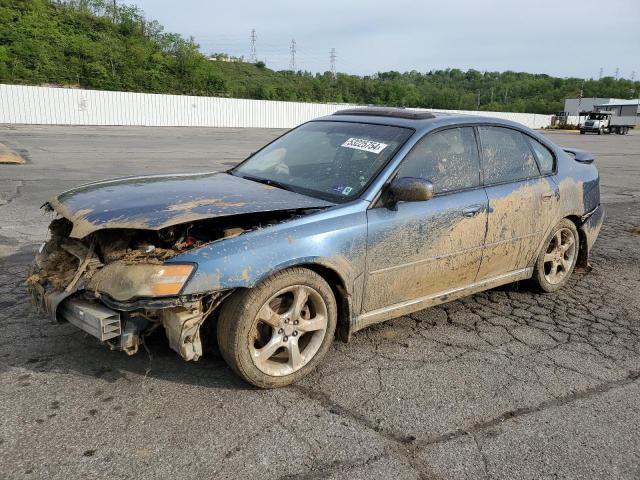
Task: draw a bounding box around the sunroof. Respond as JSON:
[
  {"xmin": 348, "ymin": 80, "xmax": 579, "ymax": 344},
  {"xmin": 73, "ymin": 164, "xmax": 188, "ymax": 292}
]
[{"xmin": 333, "ymin": 107, "xmax": 436, "ymax": 120}]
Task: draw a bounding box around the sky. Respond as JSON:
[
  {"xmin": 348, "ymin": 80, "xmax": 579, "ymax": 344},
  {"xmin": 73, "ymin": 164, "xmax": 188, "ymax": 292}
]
[{"xmin": 128, "ymin": 0, "xmax": 640, "ymax": 79}]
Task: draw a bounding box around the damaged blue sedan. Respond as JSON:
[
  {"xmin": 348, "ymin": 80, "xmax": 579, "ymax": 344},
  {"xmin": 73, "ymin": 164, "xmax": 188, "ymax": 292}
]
[{"xmin": 29, "ymin": 108, "xmax": 604, "ymax": 388}]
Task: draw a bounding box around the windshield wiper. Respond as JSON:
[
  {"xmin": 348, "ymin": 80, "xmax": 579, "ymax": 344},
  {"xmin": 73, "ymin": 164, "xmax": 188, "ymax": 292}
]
[{"xmin": 237, "ymin": 174, "xmax": 295, "ymax": 192}]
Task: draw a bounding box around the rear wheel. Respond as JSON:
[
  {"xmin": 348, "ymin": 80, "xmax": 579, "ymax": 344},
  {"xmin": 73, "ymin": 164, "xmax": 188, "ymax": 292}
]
[
  {"xmin": 217, "ymin": 268, "xmax": 337, "ymax": 388},
  {"xmin": 531, "ymin": 219, "xmax": 579, "ymax": 293}
]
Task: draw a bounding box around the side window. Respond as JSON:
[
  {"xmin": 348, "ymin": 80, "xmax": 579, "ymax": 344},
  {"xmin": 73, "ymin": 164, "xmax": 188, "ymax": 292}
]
[
  {"xmin": 478, "ymin": 126, "xmax": 540, "ymax": 184},
  {"xmin": 396, "ymin": 127, "xmax": 480, "ymax": 194},
  {"xmin": 525, "ymin": 136, "xmax": 555, "ymax": 175}
]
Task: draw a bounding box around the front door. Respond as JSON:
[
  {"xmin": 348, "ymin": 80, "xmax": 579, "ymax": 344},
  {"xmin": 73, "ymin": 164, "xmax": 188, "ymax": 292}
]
[{"xmin": 363, "ymin": 127, "xmax": 488, "ymax": 313}]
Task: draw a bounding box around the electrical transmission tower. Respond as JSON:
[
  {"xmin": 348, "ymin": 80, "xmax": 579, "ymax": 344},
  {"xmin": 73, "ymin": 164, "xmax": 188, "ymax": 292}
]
[
  {"xmin": 249, "ymin": 29, "xmax": 257, "ymax": 63},
  {"xmin": 615, "ymin": 67, "xmax": 620, "ymax": 80},
  {"xmin": 631, "ymin": 71, "xmax": 636, "ymax": 82},
  {"xmin": 598, "ymin": 67, "xmax": 603, "ymax": 80},
  {"xmin": 329, "ymin": 48, "xmax": 337, "ymax": 80},
  {"xmin": 289, "ymin": 39, "xmax": 296, "ymax": 71}
]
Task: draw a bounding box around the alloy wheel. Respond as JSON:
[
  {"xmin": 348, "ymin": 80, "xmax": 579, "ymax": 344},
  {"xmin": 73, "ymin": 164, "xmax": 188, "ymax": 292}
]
[
  {"xmin": 249, "ymin": 285, "xmax": 328, "ymax": 376},
  {"xmin": 543, "ymin": 228, "xmax": 577, "ymax": 285}
]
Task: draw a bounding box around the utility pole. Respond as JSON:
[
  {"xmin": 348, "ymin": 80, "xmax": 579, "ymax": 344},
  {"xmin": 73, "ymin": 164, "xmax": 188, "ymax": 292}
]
[
  {"xmin": 598, "ymin": 67, "xmax": 603, "ymax": 80},
  {"xmin": 249, "ymin": 29, "xmax": 257, "ymax": 63},
  {"xmin": 289, "ymin": 39, "xmax": 296, "ymax": 71},
  {"xmin": 631, "ymin": 71, "xmax": 636, "ymax": 82},
  {"xmin": 577, "ymin": 80, "xmax": 584, "ymax": 120},
  {"xmin": 329, "ymin": 48, "xmax": 337, "ymax": 80},
  {"xmin": 490, "ymin": 87, "xmax": 494, "ymax": 104},
  {"xmin": 615, "ymin": 67, "xmax": 620, "ymax": 80},
  {"xmin": 477, "ymin": 90, "xmax": 481, "ymax": 109}
]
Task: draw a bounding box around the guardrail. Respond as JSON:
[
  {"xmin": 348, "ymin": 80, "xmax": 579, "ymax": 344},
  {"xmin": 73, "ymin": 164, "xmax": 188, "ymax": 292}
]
[{"xmin": 0, "ymin": 84, "xmax": 553, "ymax": 129}]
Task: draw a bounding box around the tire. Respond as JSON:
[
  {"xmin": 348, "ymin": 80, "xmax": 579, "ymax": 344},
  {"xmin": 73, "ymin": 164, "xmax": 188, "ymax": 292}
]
[
  {"xmin": 531, "ymin": 219, "xmax": 580, "ymax": 293},
  {"xmin": 217, "ymin": 267, "xmax": 337, "ymax": 388},
  {"xmin": 598, "ymin": 127, "xmax": 603, "ymax": 135},
  {"xmin": 580, "ymin": 130, "xmax": 585, "ymax": 135}
]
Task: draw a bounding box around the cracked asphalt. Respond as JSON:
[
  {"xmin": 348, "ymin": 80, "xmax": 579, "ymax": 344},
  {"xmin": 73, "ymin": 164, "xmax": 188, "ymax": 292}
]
[{"xmin": 1, "ymin": 125, "xmax": 639, "ymax": 479}]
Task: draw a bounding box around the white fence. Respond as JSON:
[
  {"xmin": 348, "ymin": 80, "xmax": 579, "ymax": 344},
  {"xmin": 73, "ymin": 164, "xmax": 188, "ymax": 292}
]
[{"xmin": 0, "ymin": 84, "xmax": 553, "ymax": 129}]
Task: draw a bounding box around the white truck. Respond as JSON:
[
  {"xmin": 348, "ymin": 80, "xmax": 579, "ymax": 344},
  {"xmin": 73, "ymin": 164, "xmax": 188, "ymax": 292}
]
[{"xmin": 580, "ymin": 110, "xmax": 634, "ymax": 135}]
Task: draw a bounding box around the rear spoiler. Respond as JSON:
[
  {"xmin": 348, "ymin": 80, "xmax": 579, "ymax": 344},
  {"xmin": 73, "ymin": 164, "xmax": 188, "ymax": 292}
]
[{"xmin": 563, "ymin": 148, "xmax": 594, "ymax": 164}]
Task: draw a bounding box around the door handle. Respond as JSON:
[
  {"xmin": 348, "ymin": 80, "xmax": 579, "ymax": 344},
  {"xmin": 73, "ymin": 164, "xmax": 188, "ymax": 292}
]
[
  {"xmin": 541, "ymin": 192, "xmax": 554, "ymax": 202},
  {"xmin": 462, "ymin": 205, "xmax": 483, "ymax": 217}
]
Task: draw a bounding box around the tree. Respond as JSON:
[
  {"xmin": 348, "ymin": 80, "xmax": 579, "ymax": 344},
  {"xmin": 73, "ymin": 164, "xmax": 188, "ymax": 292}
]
[{"xmin": 1, "ymin": 0, "xmax": 638, "ymax": 114}]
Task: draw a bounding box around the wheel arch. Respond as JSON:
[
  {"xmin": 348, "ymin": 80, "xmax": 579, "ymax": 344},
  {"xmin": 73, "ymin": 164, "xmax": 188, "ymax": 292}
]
[
  {"xmin": 300, "ymin": 263, "xmax": 353, "ymax": 343},
  {"xmin": 215, "ymin": 260, "xmax": 354, "ymax": 343},
  {"xmin": 564, "ymin": 214, "xmax": 589, "ymax": 270},
  {"xmin": 532, "ymin": 214, "xmax": 588, "ymax": 271}
]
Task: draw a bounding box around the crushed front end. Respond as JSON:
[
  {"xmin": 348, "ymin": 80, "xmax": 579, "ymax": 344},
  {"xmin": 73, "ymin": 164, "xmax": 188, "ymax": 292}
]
[
  {"xmin": 27, "ymin": 216, "xmax": 237, "ymax": 361},
  {"xmin": 27, "ymin": 171, "xmax": 333, "ymax": 362}
]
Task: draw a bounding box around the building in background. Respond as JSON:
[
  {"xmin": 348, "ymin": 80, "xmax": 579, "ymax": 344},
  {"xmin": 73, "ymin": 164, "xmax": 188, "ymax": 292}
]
[
  {"xmin": 209, "ymin": 53, "xmax": 244, "ymax": 63},
  {"xmin": 594, "ymin": 99, "xmax": 640, "ymax": 125},
  {"xmin": 564, "ymin": 98, "xmax": 615, "ymax": 116},
  {"xmin": 563, "ymin": 97, "xmax": 640, "ymax": 125}
]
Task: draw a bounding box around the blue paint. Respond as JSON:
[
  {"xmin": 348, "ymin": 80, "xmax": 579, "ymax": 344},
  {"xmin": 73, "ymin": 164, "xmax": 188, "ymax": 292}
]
[
  {"xmin": 49, "ymin": 112, "xmax": 603, "ymax": 326},
  {"xmin": 50, "ymin": 172, "xmax": 333, "ymax": 236}
]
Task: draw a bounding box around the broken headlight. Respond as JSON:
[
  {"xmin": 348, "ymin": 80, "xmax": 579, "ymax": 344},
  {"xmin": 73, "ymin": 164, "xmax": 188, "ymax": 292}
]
[{"xmin": 87, "ymin": 263, "xmax": 194, "ymax": 301}]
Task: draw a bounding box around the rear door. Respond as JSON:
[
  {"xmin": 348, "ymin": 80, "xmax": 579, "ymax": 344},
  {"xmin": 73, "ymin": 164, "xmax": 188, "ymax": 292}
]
[
  {"xmin": 363, "ymin": 126, "xmax": 488, "ymax": 312},
  {"xmin": 476, "ymin": 126, "xmax": 559, "ymax": 280}
]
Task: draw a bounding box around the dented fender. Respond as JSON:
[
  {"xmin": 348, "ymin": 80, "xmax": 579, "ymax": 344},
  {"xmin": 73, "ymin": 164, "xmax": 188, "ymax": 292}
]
[{"xmin": 170, "ymin": 201, "xmax": 369, "ymax": 298}]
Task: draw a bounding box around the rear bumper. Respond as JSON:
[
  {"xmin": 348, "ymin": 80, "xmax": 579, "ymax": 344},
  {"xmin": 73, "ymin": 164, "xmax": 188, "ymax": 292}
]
[{"xmin": 580, "ymin": 205, "xmax": 604, "ymax": 258}]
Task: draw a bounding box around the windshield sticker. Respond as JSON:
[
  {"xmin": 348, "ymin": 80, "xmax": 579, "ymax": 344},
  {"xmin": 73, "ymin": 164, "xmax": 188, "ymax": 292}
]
[
  {"xmin": 331, "ymin": 185, "xmax": 354, "ymax": 196},
  {"xmin": 341, "ymin": 137, "xmax": 388, "ymax": 154}
]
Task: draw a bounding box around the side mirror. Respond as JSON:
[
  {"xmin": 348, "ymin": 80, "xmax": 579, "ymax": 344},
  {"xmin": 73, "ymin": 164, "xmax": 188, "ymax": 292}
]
[{"xmin": 388, "ymin": 177, "xmax": 434, "ymax": 203}]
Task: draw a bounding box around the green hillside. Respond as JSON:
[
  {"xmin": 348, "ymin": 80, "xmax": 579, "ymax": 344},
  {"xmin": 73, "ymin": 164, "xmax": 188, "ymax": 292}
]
[{"xmin": 1, "ymin": 0, "xmax": 638, "ymax": 114}]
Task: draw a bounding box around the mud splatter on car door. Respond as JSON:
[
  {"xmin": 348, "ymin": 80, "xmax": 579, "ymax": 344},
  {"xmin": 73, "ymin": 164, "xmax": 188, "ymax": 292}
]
[
  {"xmin": 476, "ymin": 126, "xmax": 560, "ymax": 279},
  {"xmin": 363, "ymin": 126, "xmax": 487, "ymax": 312}
]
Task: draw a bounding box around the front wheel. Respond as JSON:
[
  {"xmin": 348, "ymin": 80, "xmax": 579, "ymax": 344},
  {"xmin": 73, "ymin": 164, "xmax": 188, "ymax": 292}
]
[
  {"xmin": 531, "ymin": 219, "xmax": 579, "ymax": 293},
  {"xmin": 217, "ymin": 268, "xmax": 337, "ymax": 388}
]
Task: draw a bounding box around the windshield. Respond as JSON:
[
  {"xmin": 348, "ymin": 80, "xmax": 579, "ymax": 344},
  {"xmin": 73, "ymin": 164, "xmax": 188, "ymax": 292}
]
[
  {"xmin": 588, "ymin": 113, "xmax": 608, "ymax": 120},
  {"xmin": 232, "ymin": 121, "xmax": 413, "ymax": 202}
]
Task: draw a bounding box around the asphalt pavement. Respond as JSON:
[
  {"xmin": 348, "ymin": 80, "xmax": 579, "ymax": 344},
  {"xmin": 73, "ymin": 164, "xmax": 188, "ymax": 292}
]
[{"xmin": 1, "ymin": 125, "xmax": 639, "ymax": 479}]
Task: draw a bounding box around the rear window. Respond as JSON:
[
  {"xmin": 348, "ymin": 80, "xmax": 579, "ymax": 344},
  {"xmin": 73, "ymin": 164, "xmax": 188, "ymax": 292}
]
[
  {"xmin": 478, "ymin": 126, "xmax": 540, "ymax": 185},
  {"xmin": 525, "ymin": 136, "xmax": 555, "ymax": 175}
]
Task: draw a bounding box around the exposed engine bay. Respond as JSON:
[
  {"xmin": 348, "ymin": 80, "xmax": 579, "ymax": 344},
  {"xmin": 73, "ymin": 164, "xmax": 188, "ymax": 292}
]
[{"xmin": 27, "ymin": 209, "xmax": 309, "ymax": 360}]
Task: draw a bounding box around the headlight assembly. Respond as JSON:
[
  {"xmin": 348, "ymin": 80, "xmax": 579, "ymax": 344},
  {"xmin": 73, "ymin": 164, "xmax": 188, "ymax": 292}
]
[{"xmin": 87, "ymin": 262, "xmax": 194, "ymax": 301}]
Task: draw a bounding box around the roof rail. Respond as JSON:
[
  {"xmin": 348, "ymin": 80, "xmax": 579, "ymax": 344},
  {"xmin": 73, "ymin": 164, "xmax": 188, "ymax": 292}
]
[{"xmin": 333, "ymin": 107, "xmax": 436, "ymax": 120}]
